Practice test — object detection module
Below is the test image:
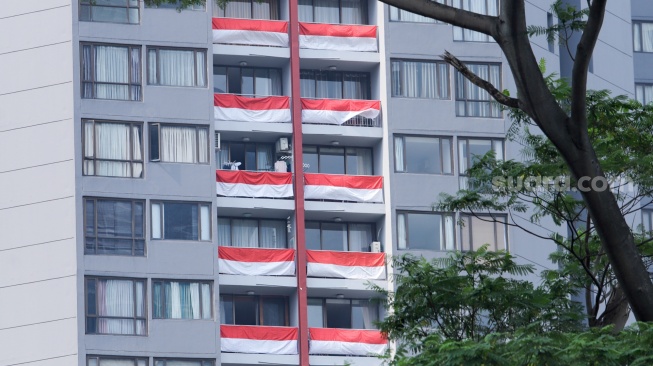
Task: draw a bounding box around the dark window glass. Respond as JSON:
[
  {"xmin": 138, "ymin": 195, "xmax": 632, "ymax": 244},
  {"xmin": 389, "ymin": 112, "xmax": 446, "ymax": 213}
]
[
  {"xmin": 303, "ymin": 145, "xmax": 373, "ymax": 175},
  {"xmin": 326, "ymin": 299, "xmax": 351, "ymax": 328},
  {"xmin": 81, "ymin": 43, "xmax": 141, "ymax": 101},
  {"xmin": 213, "ymin": 66, "xmax": 282, "ymax": 96},
  {"xmin": 79, "ymin": 0, "xmax": 140, "ymax": 24},
  {"xmin": 220, "ymin": 295, "xmax": 288, "ymax": 326},
  {"xmin": 213, "ymin": 0, "xmax": 280, "ymax": 20},
  {"xmin": 300, "ymin": 70, "xmax": 370, "ymax": 99},
  {"xmin": 321, "ymin": 223, "xmax": 347, "ymax": 251},
  {"xmin": 152, "ymin": 202, "xmax": 211, "ymax": 241},
  {"xmin": 84, "ymin": 198, "xmax": 145, "ymax": 256},
  {"xmin": 305, "ymin": 221, "xmax": 374, "ymax": 252},
  {"xmin": 390, "ymin": 60, "xmax": 449, "ymax": 99},
  {"xmin": 298, "ymin": 0, "xmax": 367, "ymax": 24},
  {"xmin": 397, "ymin": 212, "xmax": 455, "ymax": 251},
  {"xmin": 319, "ymin": 147, "xmax": 345, "ymax": 174},
  {"xmin": 85, "ymin": 277, "xmax": 146, "ymax": 335},
  {"xmin": 152, "ymin": 280, "xmax": 212, "ymax": 319},
  {"xmin": 308, "ymin": 298, "xmax": 378, "ymax": 329},
  {"xmin": 217, "ymin": 218, "xmax": 287, "ymax": 248},
  {"xmin": 262, "ymin": 297, "xmax": 286, "ymax": 326}
]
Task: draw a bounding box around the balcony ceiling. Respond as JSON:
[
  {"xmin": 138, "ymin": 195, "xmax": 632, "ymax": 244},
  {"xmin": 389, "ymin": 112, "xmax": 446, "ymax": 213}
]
[
  {"xmin": 300, "ymin": 57, "xmax": 379, "ymax": 72},
  {"xmin": 213, "ymin": 50, "xmax": 289, "ymax": 68}
]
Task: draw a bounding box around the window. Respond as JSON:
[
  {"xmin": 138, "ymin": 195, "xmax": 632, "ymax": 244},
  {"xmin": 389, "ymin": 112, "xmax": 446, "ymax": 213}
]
[
  {"xmin": 308, "ymin": 298, "xmax": 378, "ymax": 329},
  {"xmin": 147, "ymin": 0, "xmax": 205, "ymax": 10},
  {"xmin": 394, "ymin": 135, "xmax": 452, "ymax": 174},
  {"xmin": 151, "ymin": 201, "xmax": 211, "ymax": 241},
  {"xmin": 213, "ymin": 66, "xmax": 282, "ymax": 96},
  {"xmin": 147, "ymin": 48, "xmax": 207, "ymax": 87},
  {"xmin": 218, "ymin": 217, "xmax": 287, "ymax": 248},
  {"xmin": 217, "ymin": 141, "xmax": 275, "ymax": 171},
  {"xmin": 547, "ymin": 12, "xmax": 555, "ymax": 53},
  {"xmin": 213, "ymin": 0, "xmax": 279, "ymax": 19},
  {"xmin": 391, "ymin": 60, "xmax": 449, "ymax": 99},
  {"xmin": 80, "ymin": 0, "xmax": 139, "ymax": 24},
  {"xmin": 306, "ymin": 221, "xmax": 374, "ymax": 252},
  {"xmin": 452, "ymin": 0, "xmax": 498, "ymax": 42},
  {"xmin": 84, "ymin": 198, "xmax": 145, "ymax": 256},
  {"xmin": 81, "ymin": 43, "xmax": 141, "ymax": 101},
  {"xmin": 220, "ymin": 295, "xmax": 288, "ymax": 326},
  {"xmin": 303, "ymin": 146, "xmax": 373, "ymax": 175},
  {"xmin": 300, "ymin": 70, "xmax": 370, "ymax": 100},
  {"xmin": 455, "ymin": 63, "xmax": 502, "ymax": 117},
  {"xmin": 86, "ymin": 277, "xmax": 146, "ymax": 335},
  {"xmin": 87, "ymin": 356, "xmax": 147, "ymax": 366},
  {"xmin": 633, "ymin": 22, "xmax": 653, "ymax": 52},
  {"xmin": 642, "ymin": 209, "xmax": 653, "ymax": 234},
  {"xmin": 458, "ymin": 138, "xmax": 504, "ymax": 188},
  {"xmin": 150, "ymin": 124, "xmax": 209, "ymax": 164},
  {"xmin": 397, "ymin": 212, "xmax": 454, "ymax": 250},
  {"xmin": 460, "ymin": 214, "xmax": 507, "ymax": 251},
  {"xmin": 389, "ymin": 0, "xmax": 444, "ymax": 23},
  {"xmin": 152, "ymin": 280, "xmax": 212, "ymax": 319},
  {"xmin": 636, "ymin": 84, "xmax": 653, "ymax": 105},
  {"xmin": 83, "ymin": 120, "xmax": 143, "ymax": 178},
  {"xmin": 154, "ymin": 360, "xmax": 214, "ymax": 366},
  {"xmin": 299, "ymin": 0, "xmax": 367, "ymax": 24}
]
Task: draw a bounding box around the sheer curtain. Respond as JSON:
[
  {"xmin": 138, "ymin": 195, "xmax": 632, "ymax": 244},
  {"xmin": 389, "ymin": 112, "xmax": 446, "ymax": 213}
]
[
  {"xmin": 98, "ymin": 279, "xmax": 143, "ymax": 335},
  {"xmin": 253, "ymin": 0, "xmax": 279, "ymax": 19},
  {"xmin": 444, "ymin": 215, "xmax": 455, "ymax": 250},
  {"xmin": 201, "ymin": 283, "xmax": 211, "ymax": 319},
  {"xmin": 453, "ymin": 0, "xmax": 496, "ymax": 42},
  {"xmin": 349, "ymin": 224, "xmax": 372, "ymax": 252},
  {"xmin": 158, "ymin": 49, "xmax": 195, "ymax": 87},
  {"xmin": 82, "ymin": 45, "xmax": 93, "ymax": 98},
  {"xmin": 347, "ymin": 148, "xmax": 372, "ymax": 175},
  {"xmin": 394, "ymin": 137, "xmax": 405, "ymax": 171},
  {"xmin": 215, "ymin": 0, "xmax": 252, "ymax": 18},
  {"xmin": 352, "ymin": 300, "xmax": 378, "ymax": 329},
  {"xmin": 300, "ymin": 71, "xmax": 316, "ymax": 98},
  {"xmin": 343, "ymin": 73, "xmax": 369, "ymax": 99},
  {"xmin": 95, "ymin": 46, "xmax": 129, "ymax": 100},
  {"xmin": 95, "ymin": 122, "xmax": 131, "ymax": 177},
  {"xmin": 298, "ymin": 0, "xmax": 313, "ymax": 22},
  {"xmin": 232, "ymin": 219, "xmax": 259, "ymax": 247},
  {"xmin": 218, "ymin": 218, "xmax": 232, "ymax": 245},
  {"xmin": 256, "ymin": 145, "xmax": 274, "ymax": 171},
  {"xmin": 421, "ymin": 62, "xmax": 437, "ymax": 98},
  {"xmin": 404, "ymin": 61, "xmax": 419, "ymax": 98},
  {"xmin": 130, "ymin": 48, "xmax": 141, "ymax": 100},
  {"xmin": 397, "ymin": 213, "xmax": 407, "ymax": 249},
  {"xmin": 643, "ymin": 23, "xmax": 653, "ymax": 52},
  {"xmin": 161, "ymin": 126, "xmax": 197, "ymax": 163},
  {"xmin": 260, "ymin": 220, "xmax": 287, "ymax": 248},
  {"xmin": 314, "ymin": 0, "xmax": 339, "ymax": 23},
  {"xmin": 391, "ymin": 61, "xmax": 402, "ymax": 96},
  {"xmin": 341, "ymin": 0, "xmax": 365, "ymax": 24}
]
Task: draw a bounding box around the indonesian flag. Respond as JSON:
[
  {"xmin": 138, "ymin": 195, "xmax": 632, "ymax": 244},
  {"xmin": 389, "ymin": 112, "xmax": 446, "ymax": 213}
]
[
  {"xmin": 301, "ymin": 98, "xmax": 380, "ymax": 125},
  {"xmin": 309, "ymin": 328, "xmax": 387, "ymax": 356},
  {"xmin": 304, "ymin": 173, "xmax": 383, "ymax": 203},
  {"xmin": 306, "ymin": 250, "xmax": 385, "ymax": 280},
  {"xmin": 221, "ymin": 325, "xmax": 298, "ymax": 355},
  {"xmin": 299, "ymin": 22, "xmax": 377, "ymax": 52},
  {"xmin": 218, "ymin": 247, "xmax": 295, "ymax": 276},
  {"xmin": 216, "ymin": 170, "xmax": 293, "ymax": 198},
  {"xmin": 214, "ymin": 94, "xmax": 291, "ymax": 123},
  {"xmin": 212, "ymin": 18, "xmax": 289, "ymax": 47}
]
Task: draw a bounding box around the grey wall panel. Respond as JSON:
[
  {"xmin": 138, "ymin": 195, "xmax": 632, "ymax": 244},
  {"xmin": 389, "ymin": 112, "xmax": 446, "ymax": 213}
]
[
  {"xmin": 0, "ymin": 318, "xmax": 78, "ymax": 366},
  {"xmin": 0, "ymin": 83, "xmax": 74, "ymax": 131}
]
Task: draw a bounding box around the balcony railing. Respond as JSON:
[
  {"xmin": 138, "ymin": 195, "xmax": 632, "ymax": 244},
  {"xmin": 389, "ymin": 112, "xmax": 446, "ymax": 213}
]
[
  {"xmin": 299, "ymin": 22, "xmax": 378, "ymax": 52},
  {"xmin": 218, "ymin": 247, "xmax": 296, "ymax": 276},
  {"xmin": 304, "ymin": 173, "xmax": 383, "ymax": 203},
  {"xmin": 221, "ymin": 325, "xmax": 298, "ymax": 354},
  {"xmin": 306, "ymin": 250, "xmax": 386, "ymax": 280},
  {"xmin": 214, "ymin": 93, "xmax": 291, "ymax": 123},
  {"xmin": 301, "ymin": 98, "xmax": 381, "ymax": 127},
  {"xmin": 212, "ymin": 18, "xmax": 289, "ymax": 47},
  {"xmin": 216, "ymin": 170, "xmax": 293, "ymax": 198},
  {"xmin": 309, "ymin": 328, "xmax": 387, "ymax": 356}
]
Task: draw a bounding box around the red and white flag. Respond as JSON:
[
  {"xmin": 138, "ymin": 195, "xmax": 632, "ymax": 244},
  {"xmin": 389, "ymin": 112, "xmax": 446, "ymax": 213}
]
[
  {"xmin": 299, "ymin": 22, "xmax": 377, "ymax": 52},
  {"xmin": 306, "ymin": 250, "xmax": 385, "ymax": 280},
  {"xmin": 309, "ymin": 328, "xmax": 387, "ymax": 356},
  {"xmin": 218, "ymin": 247, "xmax": 295, "ymax": 276},
  {"xmin": 304, "ymin": 173, "xmax": 383, "ymax": 203},
  {"xmin": 216, "ymin": 170, "xmax": 293, "ymax": 198},
  {"xmin": 221, "ymin": 325, "xmax": 298, "ymax": 355},
  {"xmin": 212, "ymin": 18, "xmax": 289, "ymax": 47},
  {"xmin": 214, "ymin": 94, "xmax": 291, "ymax": 123},
  {"xmin": 301, "ymin": 98, "xmax": 380, "ymax": 125}
]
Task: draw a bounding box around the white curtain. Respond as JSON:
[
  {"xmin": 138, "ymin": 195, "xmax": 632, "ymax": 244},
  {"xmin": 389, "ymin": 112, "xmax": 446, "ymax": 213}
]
[
  {"xmin": 260, "ymin": 220, "xmax": 287, "ymax": 248},
  {"xmin": 201, "ymin": 283, "xmax": 211, "ymax": 320},
  {"xmin": 216, "ymin": 0, "xmax": 252, "ymax": 18},
  {"xmin": 394, "ymin": 136, "xmax": 405, "ymax": 171},
  {"xmin": 493, "ymin": 140, "xmax": 504, "ymax": 160},
  {"xmin": 643, "ymin": 23, "xmax": 653, "ymax": 52},
  {"xmin": 196, "ymin": 51, "xmax": 206, "ymax": 87},
  {"xmin": 158, "ymin": 49, "xmax": 196, "ymax": 87},
  {"xmin": 421, "ymin": 62, "xmax": 437, "ymax": 98},
  {"xmin": 453, "ymin": 0, "xmax": 495, "ymax": 42},
  {"xmin": 190, "ymin": 283, "xmax": 201, "ymax": 319},
  {"xmin": 152, "ymin": 203, "xmax": 162, "ymax": 239},
  {"xmin": 200, "ymin": 205, "xmax": 210, "ymax": 240},
  {"xmin": 256, "ymin": 145, "xmax": 274, "ymax": 171},
  {"xmin": 444, "ymin": 215, "xmax": 455, "ymax": 250},
  {"xmin": 298, "ymin": 0, "xmax": 313, "ymax": 22},
  {"xmin": 314, "ymin": 0, "xmax": 339, "ymax": 23},
  {"xmin": 170, "ymin": 282, "xmax": 182, "ymax": 318},
  {"xmin": 397, "ymin": 213, "xmax": 407, "ymax": 249},
  {"xmin": 198, "ymin": 128, "xmax": 209, "ymax": 163},
  {"xmin": 349, "ymin": 224, "xmax": 372, "ymax": 252},
  {"xmin": 442, "ymin": 138, "xmax": 452, "ymax": 174},
  {"xmin": 98, "ymin": 279, "xmax": 144, "ymax": 335},
  {"xmin": 95, "ymin": 122, "xmax": 131, "ymax": 177},
  {"xmin": 218, "ymin": 218, "xmax": 232, "ymax": 246},
  {"xmin": 232, "ymin": 219, "xmax": 259, "ymax": 247},
  {"xmin": 161, "ymin": 126, "xmax": 197, "ymax": 163},
  {"xmin": 95, "ymin": 46, "xmax": 129, "ymax": 99},
  {"xmin": 341, "ymin": 0, "xmax": 365, "ymax": 24},
  {"xmin": 403, "ymin": 61, "xmax": 418, "ymax": 98}
]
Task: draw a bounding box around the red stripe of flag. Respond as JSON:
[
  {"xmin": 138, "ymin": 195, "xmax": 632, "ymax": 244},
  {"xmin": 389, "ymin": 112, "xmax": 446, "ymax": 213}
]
[
  {"xmin": 216, "ymin": 170, "xmax": 292, "ymax": 185},
  {"xmin": 309, "ymin": 328, "xmax": 387, "ymax": 344},
  {"xmin": 299, "ymin": 22, "xmax": 377, "ymax": 38},
  {"xmin": 301, "ymin": 98, "xmax": 380, "ymax": 112},
  {"xmin": 214, "ymin": 94, "xmax": 290, "ymax": 110},
  {"xmin": 221, "ymin": 325, "xmax": 298, "ymax": 341},
  {"xmin": 304, "ymin": 173, "xmax": 383, "ymax": 190},
  {"xmin": 212, "ymin": 17, "xmax": 288, "ymax": 33},
  {"xmin": 219, "ymin": 247, "xmax": 295, "ymax": 263},
  {"xmin": 306, "ymin": 250, "xmax": 385, "ymax": 267}
]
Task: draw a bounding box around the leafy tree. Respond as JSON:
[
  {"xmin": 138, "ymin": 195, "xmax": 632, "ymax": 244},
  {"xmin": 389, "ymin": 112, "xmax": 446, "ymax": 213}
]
[{"xmin": 376, "ymin": 0, "xmax": 653, "ymax": 320}]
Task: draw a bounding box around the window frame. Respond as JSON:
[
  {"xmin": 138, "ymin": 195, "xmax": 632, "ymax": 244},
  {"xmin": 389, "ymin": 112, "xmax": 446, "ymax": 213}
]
[
  {"xmin": 451, "ymin": 0, "xmax": 499, "ymax": 42},
  {"xmin": 79, "ymin": 0, "xmax": 140, "ymax": 24},
  {"xmin": 299, "ymin": 0, "xmax": 368, "ymax": 25},
  {"xmin": 457, "ymin": 137, "xmax": 504, "ymax": 176},
  {"xmin": 84, "ymin": 197, "xmax": 146, "ymax": 256},
  {"xmin": 213, "ymin": 0, "xmax": 280, "ymax": 20},
  {"xmin": 396, "ymin": 211, "xmax": 455, "ymax": 251},
  {"xmin": 152, "ymin": 279, "xmax": 213, "ymax": 320},
  {"xmin": 454, "ymin": 62, "xmax": 502, "ymax": 117},
  {"xmin": 388, "ymin": 1, "xmax": 444, "ymax": 23},
  {"xmin": 149, "ymin": 123, "xmax": 210, "ymax": 164},
  {"xmin": 146, "ymin": 0, "xmax": 205, "ymax": 10},
  {"xmin": 302, "ymin": 145, "xmax": 374, "ymax": 175},
  {"xmin": 635, "ymin": 83, "xmax": 653, "ymax": 105},
  {"xmin": 87, "ymin": 355, "xmax": 148, "ymax": 366},
  {"xmin": 300, "ymin": 69, "xmax": 371, "ymax": 100},
  {"xmin": 217, "ymin": 141, "xmax": 276, "ymax": 171},
  {"xmin": 305, "ymin": 220, "xmax": 376, "ymax": 252},
  {"xmin": 220, "ymin": 294, "xmax": 290, "ymax": 326},
  {"xmin": 82, "ymin": 119, "xmax": 144, "ymax": 178},
  {"xmin": 154, "ymin": 359, "xmax": 215, "ymax": 366},
  {"xmin": 633, "ymin": 21, "xmax": 653, "ymax": 53},
  {"xmin": 213, "ymin": 65, "xmax": 284, "ymax": 96},
  {"xmin": 147, "ymin": 47, "xmax": 207, "ymax": 87},
  {"xmin": 393, "ymin": 134, "xmax": 453, "ymax": 175},
  {"xmin": 307, "ymin": 297, "xmax": 379, "ymax": 329},
  {"xmin": 85, "ymin": 276, "xmax": 147, "ymax": 336},
  {"xmin": 80, "ymin": 42, "xmax": 142, "ymax": 101},
  {"xmin": 390, "ymin": 59, "xmax": 450, "ymax": 99},
  {"xmin": 151, "ymin": 201, "xmax": 212, "ymax": 241},
  {"xmin": 459, "ymin": 213, "xmax": 508, "ymax": 252},
  {"xmin": 217, "ymin": 217, "xmax": 289, "ymax": 248}
]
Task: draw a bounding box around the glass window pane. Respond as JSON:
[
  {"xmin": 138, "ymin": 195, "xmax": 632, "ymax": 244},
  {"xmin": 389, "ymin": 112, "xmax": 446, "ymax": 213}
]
[
  {"xmin": 346, "ymin": 148, "xmax": 372, "ymax": 175},
  {"xmin": 318, "ymin": 147, "xmax": 345, "ymax": 174},
  {"xmin": 214, "ymin": 66, "xmax": 227, "ymax": 93},
  {"xmin": 349, "ymin": 223, "xmax": 373, "ymax": 252},
  {"xmin": 306, "ymin": 222, "xmax": 321, "ymax": 250},
  {"xmin": 234, "ymin": 297, "xmax": 258, "ymax": 325},
  {"xmin": 468, "ymin": 139, "xmax": 492, "ymax": 165},
  {"xmin": 406, "ymin": 213, "xmax": 441, "ymax": 250},
  {"xmin": 262, "ymin": 297, "xmax": 286, "ymax": 326},
  {"xmin": 163, "ymin": 202, "xmax": 199, "ymax": 240},
  {"xmin": 405, "ymin": 136, "xmax": 441, "ymax": 174},
  {"xmin": 220, "ymin": 296, "xmax": 234, "ymax": 324},
  {"xmin": 260, "ymin": 220, "xmax": 287, "ymax": 248},
  {"xmin": 326, "ymin": 299, "xmax": 351, "ymax": 328},
  {"xmin": 200, "ymin": 205, "xmax": 210, "ymax": 240},
  {"xmin": 303, "ymin": 146, "xmax": 319, "ymax": 173},
  {"xmin": 242, "ymin": 68, "xmax": 254, "ymax": 96},
  {"xmin": 352, "ymin": 300, "xmax": 377, "ymax": 329},
  {"xmin": 469, "ymin": 216, "xmax": 496, "ymax": 251},
  {"xmin": 321, "ymin": 223, "xmax": 347, "ymax": 251},
  {"xmin": 307, "ymin": 298, "xmax": 323, "ymax": 327}
]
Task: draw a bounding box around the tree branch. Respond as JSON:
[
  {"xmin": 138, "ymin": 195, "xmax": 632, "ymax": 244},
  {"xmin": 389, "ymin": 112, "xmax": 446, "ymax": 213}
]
[
  {"xmin": 442, "ymin": 51, "xmax": 520, "ymax": 109},
  {"xmin": 377, "ymin": 0, "xmax": 497, "ymax": 37}
]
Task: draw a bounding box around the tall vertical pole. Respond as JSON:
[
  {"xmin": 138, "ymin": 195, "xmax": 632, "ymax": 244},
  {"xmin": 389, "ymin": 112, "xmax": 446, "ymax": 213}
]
[{"xmin": 288, "ymin": 0, "xmax": 309, "ymax": 364}]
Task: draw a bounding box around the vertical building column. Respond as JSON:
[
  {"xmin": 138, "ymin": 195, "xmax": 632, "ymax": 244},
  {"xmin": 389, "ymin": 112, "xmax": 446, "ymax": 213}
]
[{"xmin": 288, "ymin": 0, "xmax": 309, "ymax": 364}]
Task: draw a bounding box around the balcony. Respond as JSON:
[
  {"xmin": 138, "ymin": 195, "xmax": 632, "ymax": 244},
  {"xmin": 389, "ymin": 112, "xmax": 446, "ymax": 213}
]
[
  {"xmin": 212, "ymin": 18, "xmax": 289, "ymax": 47},
  {"xmin": 216, "ymin": 170, "xmax": 293, "ymax": 198},
  {"xmin": 221, "ymin": 325, "xmax": 298, "ymax": 355},
  {"xmin": 306, "ymin": 250, "xmax": 385, "ymax": 280},
  {"xmin": 304, "ymin": 173, "xmax": 383, "ymax": 203},
  {"xmin": 299, "ymin": 22, "xmax": 377, "ymax": 52},
  {"xmin": 309, "ymin": 328, "xmax": 387, "ymax": 356},
  {"xmin": 218, "ymin": 247, "xmax": 295, "ymax": 276},
  {"xmin": 214, "ymin": 93, "xmax": 291, "ymax": 123},
  {"xmin": 301, "ymin": 98, "xmax": 380, "ymax": 127}
]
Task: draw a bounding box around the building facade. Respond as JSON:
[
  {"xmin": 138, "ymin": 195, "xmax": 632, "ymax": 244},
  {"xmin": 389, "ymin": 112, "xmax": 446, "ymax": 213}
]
[{"xmin": 0, "ymin": 0, "xmax": 648, "ymax": 365}]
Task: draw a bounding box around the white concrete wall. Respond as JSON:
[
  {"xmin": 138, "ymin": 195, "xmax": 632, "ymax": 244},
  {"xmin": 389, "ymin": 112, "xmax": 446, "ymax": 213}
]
[{"xmin": 0, "ymin": 1, "xmax": 77, "ymax": 366}]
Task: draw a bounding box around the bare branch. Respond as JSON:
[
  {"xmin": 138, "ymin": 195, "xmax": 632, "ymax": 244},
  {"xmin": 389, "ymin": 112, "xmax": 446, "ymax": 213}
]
[{"xmin": 442, "ymin": 51, "xmax": 520, "ymax": 109}]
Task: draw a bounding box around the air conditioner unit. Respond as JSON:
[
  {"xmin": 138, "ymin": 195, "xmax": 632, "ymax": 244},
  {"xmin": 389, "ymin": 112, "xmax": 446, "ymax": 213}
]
[
  {"xmin": 371, "ymin": 241, "xmax": 381, "ymax": 253},
  {"xmin": 215, "ymin": 132, "xmax": 221, "ymax": 150},
  {"xmin": 276, "ymin": 137, "xmax": 290, "ymax": 153}
]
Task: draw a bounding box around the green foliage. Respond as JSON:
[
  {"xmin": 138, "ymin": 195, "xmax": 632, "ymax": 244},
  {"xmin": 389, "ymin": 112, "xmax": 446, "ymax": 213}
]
[
  {"xmin": 144, "ymin": 0, "xmax": 206, "ymax": 10},
  {"xmin": 375, "ymin": 247, "xmax": 583, "ymax": 358},
  {"xmin": 527, "ymin": 0, "xmax": 590, "ymax": 59}
]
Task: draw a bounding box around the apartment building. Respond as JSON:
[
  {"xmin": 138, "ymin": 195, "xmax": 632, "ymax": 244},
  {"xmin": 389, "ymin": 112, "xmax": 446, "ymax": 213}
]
[{"xmin": 0, "ymin": 0, "xmax": 647, "ymax": 365}]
